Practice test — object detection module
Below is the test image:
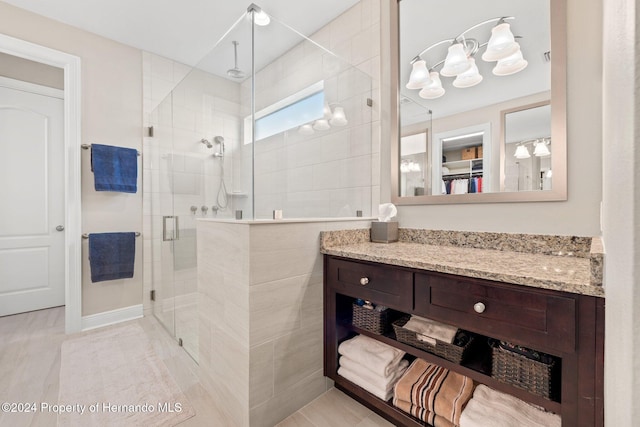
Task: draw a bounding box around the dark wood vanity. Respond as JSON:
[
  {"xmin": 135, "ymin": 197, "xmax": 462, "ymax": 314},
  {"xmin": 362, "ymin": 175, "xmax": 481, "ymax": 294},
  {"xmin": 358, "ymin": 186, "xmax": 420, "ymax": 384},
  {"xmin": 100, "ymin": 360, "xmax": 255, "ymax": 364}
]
[{"xmin": 323, "ymin": 255, "xmax": 604, "ymax": 427}]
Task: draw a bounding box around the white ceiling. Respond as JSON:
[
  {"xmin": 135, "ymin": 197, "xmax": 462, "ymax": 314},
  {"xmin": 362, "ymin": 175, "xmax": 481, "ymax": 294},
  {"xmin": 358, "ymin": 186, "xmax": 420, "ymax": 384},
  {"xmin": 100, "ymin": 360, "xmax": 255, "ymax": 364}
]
[{"xmin": 2, "ymin": 0, "xmax": 359, "ymax": 66}]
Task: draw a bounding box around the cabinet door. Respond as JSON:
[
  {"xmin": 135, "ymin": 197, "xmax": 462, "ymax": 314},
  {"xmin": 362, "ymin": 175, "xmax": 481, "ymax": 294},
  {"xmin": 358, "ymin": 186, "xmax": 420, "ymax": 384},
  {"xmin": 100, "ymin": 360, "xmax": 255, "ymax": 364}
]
[
  {"xmin": 414, "ymin": 272, "xmax": 576, "ymax": 354},
  {"xmin": 326, "ymin": 257, "xmax": 413, "ymax": 311}
]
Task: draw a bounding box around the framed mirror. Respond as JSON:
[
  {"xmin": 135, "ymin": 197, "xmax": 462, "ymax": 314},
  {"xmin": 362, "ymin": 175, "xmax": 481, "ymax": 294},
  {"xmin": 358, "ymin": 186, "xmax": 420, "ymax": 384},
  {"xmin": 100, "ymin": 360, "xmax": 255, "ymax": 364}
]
[{"xmin": 390, "ymin": 0, "xmax": 567, "ymax": 204}]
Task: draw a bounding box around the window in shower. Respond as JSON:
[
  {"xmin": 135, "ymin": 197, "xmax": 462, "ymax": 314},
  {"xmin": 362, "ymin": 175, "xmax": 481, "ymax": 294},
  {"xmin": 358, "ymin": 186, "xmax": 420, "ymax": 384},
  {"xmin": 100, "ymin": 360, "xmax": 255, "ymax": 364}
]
[{"xmin": 244, "ymin": 80, "xmax": 325, "ymax": 143}]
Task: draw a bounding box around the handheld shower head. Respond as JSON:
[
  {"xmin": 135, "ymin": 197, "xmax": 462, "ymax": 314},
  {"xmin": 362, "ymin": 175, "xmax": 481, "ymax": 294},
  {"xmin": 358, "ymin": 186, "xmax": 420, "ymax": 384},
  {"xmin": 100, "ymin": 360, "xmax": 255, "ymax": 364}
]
[
  {"xmin": 213, "ymin": 136, "xmax": 225, "ymax": 157},
  {"xmin": 200, "ymin": 138, "xmax": 213, "ymax": 148}
]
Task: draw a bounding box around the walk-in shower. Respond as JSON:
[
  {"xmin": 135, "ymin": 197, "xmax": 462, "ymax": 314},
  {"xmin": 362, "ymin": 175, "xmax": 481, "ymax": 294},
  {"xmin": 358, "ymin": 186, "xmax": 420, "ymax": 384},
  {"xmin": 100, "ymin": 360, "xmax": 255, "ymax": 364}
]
[{"xmin": 145, "ymin": 3, "xmax": 373, "ymax": 361}]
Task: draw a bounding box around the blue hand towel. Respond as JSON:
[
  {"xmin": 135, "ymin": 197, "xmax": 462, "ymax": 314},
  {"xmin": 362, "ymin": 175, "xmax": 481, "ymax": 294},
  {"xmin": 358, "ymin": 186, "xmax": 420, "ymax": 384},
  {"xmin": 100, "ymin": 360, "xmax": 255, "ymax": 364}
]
[
  {"xmin": 91, "ymin": 143, "xmax": 138, "ymax": 193},
  {"xmin": 88, "ymin": 232, "xmax": 136, "ymax": 283}
]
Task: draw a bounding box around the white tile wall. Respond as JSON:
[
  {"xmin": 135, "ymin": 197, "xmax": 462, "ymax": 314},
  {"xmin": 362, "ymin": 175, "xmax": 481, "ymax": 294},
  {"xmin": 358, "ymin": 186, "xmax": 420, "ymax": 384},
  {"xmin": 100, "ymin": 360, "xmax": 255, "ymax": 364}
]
[
  {"xmin": 145, "ymin": 0, "xmax": 382, "ymax": 423},
  {"xmin": 197, "ymin": 218, "xmax": 371, "ymax": 426}
]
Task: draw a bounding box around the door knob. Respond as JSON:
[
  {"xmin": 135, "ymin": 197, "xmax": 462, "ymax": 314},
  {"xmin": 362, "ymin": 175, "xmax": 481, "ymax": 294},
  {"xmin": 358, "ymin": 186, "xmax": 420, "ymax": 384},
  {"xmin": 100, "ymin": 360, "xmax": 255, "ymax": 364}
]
[{"xmin": 56, "ymin": 225, "xmax": 65, "ymax": 231}]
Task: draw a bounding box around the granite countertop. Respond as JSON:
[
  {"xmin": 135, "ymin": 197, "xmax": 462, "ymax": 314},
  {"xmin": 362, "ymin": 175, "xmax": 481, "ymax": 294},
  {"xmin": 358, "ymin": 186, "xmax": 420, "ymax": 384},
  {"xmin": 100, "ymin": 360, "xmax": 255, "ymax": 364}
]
[{"xmin": 320, "ymin": 228, "xmax": 604, "ymax": 298}]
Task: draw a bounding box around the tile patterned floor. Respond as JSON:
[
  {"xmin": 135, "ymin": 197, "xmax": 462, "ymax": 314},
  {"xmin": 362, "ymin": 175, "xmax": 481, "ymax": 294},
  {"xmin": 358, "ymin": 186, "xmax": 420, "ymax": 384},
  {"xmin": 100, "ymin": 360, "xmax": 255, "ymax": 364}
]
[{"xmin": 0, "ymin": 307, "xmax": 393, "ymax": 427}]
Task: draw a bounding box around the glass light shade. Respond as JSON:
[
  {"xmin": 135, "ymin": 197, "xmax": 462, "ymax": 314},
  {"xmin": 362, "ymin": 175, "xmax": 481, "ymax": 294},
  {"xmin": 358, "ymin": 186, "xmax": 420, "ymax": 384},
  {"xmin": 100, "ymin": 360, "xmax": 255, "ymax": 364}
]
[
  {"xmin": 419, "ymin": 71, "xmax": 445, "ymax": 99},
  {"xmin": 533, "ymin": 141, "xmax": 551, "ymax": 157},
  {"xmin": 482, "ymin": 22, "xmax": 520, "ymax": 61},
  {"xmin": 312, "ymin": 119, "xmax": 330, "ymax": 131},
  {"xmin": 298, "ymin": 123, "xmax": 314, "ymax": 135},
  {"xmin": 514, "ymin": 145, "xmax": 531, "ymax": 159},
  {"xmin": 406, "ymin": 60, "xmax": 431, "ymax": 89},
  {"xmin": 440, "ymin": 43, "xmax": 471, "ymax": 77},
  {"xmin": 329, "ymin": 106, "xmax": 348, "ymax": 126},
  {"xmin": 254, "ymin": 10, "xmax": 271, "ymax": 26},
  {"xmin": 493, "ymin": 48, "xmax": 528, "ymax": 76},
  {"xmin": 323, "ymin": 102, "xmax": 333, "ymax": 120},
  {"xmin": 546, "ymin": 169, "xmax": 553, "ymax": 178},
  {"xmin": 452, "ymin": 58, "xmax": 483, "ymax": 88}
]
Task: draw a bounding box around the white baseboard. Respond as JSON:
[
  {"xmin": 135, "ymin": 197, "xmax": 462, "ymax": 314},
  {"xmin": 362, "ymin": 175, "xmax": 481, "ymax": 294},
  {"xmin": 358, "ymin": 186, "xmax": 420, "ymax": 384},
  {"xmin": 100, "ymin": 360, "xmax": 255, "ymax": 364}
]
[{"xmin": 81, "ymin": 304, "xmax": 144, "ymax": 331}]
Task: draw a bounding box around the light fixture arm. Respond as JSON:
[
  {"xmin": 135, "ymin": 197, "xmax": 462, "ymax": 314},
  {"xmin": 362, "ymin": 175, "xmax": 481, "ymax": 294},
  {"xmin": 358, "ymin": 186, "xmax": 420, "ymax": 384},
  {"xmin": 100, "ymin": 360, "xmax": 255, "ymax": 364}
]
[
  {"xmin": 518, "ymin": 137, "xmax": 551, "ymax": 146},
  {"xmin": 412, "ymin": 16, "xmax": 515, "ymax": 64},
  {"xmin": 453, "ymin": 16, "xmax": 514, "ymax": 42}
]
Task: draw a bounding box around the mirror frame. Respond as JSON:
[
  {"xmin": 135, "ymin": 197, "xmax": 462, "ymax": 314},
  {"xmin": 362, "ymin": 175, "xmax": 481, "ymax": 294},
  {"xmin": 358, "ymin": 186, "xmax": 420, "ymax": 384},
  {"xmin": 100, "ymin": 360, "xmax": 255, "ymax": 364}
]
[{"xmin": 390, "ymin": 0, "xmax": 567, "ymax": 205}]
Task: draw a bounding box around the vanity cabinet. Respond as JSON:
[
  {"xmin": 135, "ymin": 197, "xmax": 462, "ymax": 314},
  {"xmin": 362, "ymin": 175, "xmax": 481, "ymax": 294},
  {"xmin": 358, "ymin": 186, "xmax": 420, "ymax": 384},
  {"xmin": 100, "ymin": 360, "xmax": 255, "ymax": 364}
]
[{"xmin": 324, "ymin": 255, "xmax": 604, "ymax": 427}]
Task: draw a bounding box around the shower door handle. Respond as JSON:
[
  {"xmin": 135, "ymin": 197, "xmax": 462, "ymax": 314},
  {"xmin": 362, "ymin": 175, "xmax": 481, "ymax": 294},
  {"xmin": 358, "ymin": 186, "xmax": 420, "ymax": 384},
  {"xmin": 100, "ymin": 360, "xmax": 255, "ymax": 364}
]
[
  {"xmin": 163, "ymin": 216, "xmax": 175, "ymax": 241},
  {"xmin": 174, "ymin": 216, "xmax": 180, "ymax": 240}
]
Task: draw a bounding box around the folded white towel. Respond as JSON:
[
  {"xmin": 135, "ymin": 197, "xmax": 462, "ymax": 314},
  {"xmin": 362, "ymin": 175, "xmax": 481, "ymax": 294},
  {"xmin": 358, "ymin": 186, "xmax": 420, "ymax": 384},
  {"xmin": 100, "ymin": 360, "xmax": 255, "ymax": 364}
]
[
  {"xmin": 338, "ymin": 365, "xmax": 406, "ymax": 402},
  {"xmin": 403, "ymin": 315, "xmax": 458, "ymax": 344},
  {"xmin": 338, "ymin": 335, "xmax": 406, "ymax": 377},
  {"xmin": 460, "ymin": 385, "xmax": 561, "ymax": 427},
  {"xmin": 339, "ymin": 356, "xmax": 409, "ymax": 390}
]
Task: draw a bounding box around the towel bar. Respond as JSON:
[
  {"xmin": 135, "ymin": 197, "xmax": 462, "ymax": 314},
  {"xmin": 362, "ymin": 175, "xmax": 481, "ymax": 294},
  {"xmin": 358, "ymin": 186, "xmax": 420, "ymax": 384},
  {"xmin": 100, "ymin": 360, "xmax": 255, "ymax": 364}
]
[
  {"xmin": 82, "ymin": 143, "xmax": 140, "ymax": 156},
  {"xmin": 82, "ymin": 232, "xmax": 141, "ymax": 239}
]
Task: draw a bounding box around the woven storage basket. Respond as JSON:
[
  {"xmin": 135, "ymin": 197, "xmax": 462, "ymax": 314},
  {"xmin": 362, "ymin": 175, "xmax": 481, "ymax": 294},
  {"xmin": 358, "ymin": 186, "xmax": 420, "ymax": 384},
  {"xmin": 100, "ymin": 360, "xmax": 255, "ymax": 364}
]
[
  {"xmin": 352, "ymin": 304, "xmax": 389, "ymax": 335},
  {"xmin": 491, "ymin": 345, "xmax": 559, "ymax": 400},
  {"xmin": 392, "ymin": 316, "xmax": 473, "ymax": 364}
]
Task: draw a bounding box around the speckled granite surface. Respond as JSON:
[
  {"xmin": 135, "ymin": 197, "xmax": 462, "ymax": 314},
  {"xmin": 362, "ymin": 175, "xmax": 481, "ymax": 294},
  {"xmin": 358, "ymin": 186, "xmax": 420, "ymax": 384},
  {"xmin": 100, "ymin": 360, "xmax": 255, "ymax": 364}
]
[
  {"xmin": 320, "ymin": 228, "xmax": 604, "ymax": 298},
  {"xmin": 398, "ymin": 228, "xmax": 593, "ymax": 258}
]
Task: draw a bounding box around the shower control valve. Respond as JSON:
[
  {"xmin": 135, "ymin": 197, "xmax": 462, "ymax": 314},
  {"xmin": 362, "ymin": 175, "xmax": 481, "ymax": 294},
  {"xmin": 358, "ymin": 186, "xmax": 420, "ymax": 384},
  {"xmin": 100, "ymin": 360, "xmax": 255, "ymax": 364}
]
[
  {"xmin": 211, "ymin": 206, "xmax": 219, "ymax": 213},
  {"xmin": 190, "ymin": 206, "xmax": 198, "ymax": 214},
  {"xmin": 201, "ymin": 206, "xmax": 209, "ymax": 214}
]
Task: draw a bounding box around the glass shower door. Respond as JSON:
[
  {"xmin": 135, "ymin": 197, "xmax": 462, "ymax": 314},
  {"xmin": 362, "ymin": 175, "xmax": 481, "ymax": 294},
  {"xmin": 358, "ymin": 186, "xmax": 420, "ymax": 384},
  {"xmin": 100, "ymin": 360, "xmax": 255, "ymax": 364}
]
[
  {"xmin": 150, "ymin": 94, "xmax": 177, "ymax": 340},
  {"xmin": 149, "ymin": 92, "xmax": 199, "ymax": 362}
]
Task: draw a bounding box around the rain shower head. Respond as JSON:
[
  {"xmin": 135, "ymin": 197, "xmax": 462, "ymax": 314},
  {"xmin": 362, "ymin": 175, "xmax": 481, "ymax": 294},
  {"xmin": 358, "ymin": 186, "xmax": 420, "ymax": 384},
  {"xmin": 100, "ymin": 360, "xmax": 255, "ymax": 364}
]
[
  {"xmin": 200, "ymin": 138, "xmax": 213, "ymax": 148},
  {"xmin": 227, "ymin": 41, "xmax": 245, "ymax": 79}
]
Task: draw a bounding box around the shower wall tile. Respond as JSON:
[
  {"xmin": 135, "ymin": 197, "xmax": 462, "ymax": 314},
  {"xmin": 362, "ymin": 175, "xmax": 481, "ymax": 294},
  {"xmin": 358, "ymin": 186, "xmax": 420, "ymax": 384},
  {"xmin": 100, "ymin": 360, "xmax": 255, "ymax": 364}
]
[
  {"xmin": 272, "ymin": 322, "xmax": 324, "ymax": 394},
  {"xmin": 249, "ymin": 369, "xmax": 328, "ymax": 427},
  {"xmin": 249, "ymin": 341, "xmax": 274, "ymax": 407},
  {"xmin": 249, "ymin": 276, "xmax": 304, "ymax": 345}
]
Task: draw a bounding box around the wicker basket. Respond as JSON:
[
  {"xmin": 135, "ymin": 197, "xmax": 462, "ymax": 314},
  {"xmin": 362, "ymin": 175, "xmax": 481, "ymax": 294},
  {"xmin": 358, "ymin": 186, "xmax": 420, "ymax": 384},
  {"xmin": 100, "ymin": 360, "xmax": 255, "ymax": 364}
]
[
  {"xmin": 491, "ymin": 345, "xmax": 559, "ymax": 400},
  {"xmin": 352, "ymin": 304, "xmax": 390, "ymax": 335},
  {"xmin": 392, "ymin": 316, "xmax": 473, "ymax": 364}
]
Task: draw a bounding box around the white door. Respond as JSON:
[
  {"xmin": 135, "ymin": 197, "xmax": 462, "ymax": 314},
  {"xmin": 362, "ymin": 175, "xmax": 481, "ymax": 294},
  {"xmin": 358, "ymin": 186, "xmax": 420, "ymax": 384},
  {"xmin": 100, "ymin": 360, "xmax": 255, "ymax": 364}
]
[{"xmin": 0, "ymin": 81, "xmax": 65, "ymax": 316}]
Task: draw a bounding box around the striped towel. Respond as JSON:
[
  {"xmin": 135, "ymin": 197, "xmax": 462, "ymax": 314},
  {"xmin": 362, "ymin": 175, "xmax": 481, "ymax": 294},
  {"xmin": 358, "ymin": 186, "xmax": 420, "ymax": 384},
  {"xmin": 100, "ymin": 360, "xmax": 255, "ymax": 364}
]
[{"xmin": 393, "ymin": 359, "xmax": 474, "ymax": 426}]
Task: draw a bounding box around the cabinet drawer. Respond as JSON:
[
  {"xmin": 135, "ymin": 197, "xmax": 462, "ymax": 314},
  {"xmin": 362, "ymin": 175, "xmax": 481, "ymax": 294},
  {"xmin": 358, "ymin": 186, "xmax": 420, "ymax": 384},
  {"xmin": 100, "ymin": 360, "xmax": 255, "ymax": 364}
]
[
  {"xmin": 326, "ymin": 257, "xmax": 413, "ymax": 311},
  {"xmin": 414, "ymin": 273, "xmax": 576, "ymax": 354}
]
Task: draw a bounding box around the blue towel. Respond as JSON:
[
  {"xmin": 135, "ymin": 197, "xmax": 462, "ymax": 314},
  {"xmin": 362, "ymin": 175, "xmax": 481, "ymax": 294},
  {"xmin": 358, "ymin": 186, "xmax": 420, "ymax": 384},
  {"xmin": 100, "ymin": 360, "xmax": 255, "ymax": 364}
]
[
  {"xmin": 88, "ymin": 232, "xmax": 136, "ymax": 282},
  {"xmin": 91, "ymin": 143, "xmax": 138, "ymax": 193}
]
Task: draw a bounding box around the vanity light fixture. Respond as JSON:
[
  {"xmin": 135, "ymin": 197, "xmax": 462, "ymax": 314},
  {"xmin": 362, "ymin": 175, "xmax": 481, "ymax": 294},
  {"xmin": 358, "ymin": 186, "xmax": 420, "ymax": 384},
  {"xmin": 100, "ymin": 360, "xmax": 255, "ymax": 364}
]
[
  {"xmin": 298, "ymin": 123, "xmax": 314, "ymax": 135},
  {"xmin": 514, "ymin": 144, "xmax": 531, "ymax": 159},
  {"xmin": 406, "ymin": 17, "xmax": 527, "ymax": 99},
  {"xmin": 329, "ymin": 105, "xmax": 348, "ymax": 126},
  {"xmin": 312, "ymin": 119, "xmax": 330, "ymax": 131},
  {"xmin": 533, "ymin": 139, "xmax": 551, "ymax": 157},
  {"xmin": 514, "ymin": 137, "xmax": 551, "ymax": 159},
  {"xmin": 298, "ymin": 102, "xmax": 348, "ymax": 133},
  {"xmin": 400, "ymin": 160, "xmax": 421, "ymax": 173}
]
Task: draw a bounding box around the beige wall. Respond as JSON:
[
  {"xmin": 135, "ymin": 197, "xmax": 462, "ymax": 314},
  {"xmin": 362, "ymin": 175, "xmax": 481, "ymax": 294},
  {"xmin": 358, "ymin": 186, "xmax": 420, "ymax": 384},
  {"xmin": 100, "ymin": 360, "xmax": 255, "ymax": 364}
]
[
  {"xmin": 0, "ymin": 51, "xmax": 64, "ymax": 89},
  {"xmin": 381, "ymin": 0, "xmax": 603, "ymax": 237},
  {"xmin": 0, "ymin": 2, "xmax": 143, "ymax": 316}
]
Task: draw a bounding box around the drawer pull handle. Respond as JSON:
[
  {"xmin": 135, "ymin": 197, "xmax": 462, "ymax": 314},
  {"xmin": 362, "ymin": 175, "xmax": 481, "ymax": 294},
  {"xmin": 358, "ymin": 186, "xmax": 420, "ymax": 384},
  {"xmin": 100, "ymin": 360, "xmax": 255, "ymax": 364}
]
[
  {"xmin": 360, "ymin": 277, "xmax": 369, "ymax": 286},
  {"xmin": 474, "ymin": 302, "xmax": 486, "ymax": 313}
]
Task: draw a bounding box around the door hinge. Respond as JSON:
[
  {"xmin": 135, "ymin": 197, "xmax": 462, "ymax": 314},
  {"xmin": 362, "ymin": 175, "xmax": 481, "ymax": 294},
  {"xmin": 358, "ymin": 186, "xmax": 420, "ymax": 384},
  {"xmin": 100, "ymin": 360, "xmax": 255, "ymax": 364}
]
[
  {"xmin": 366, "ymin": 98, "xmax": 373, "ymax": 107},
  {"xmin": 178, "ymin": 338, "xmax": 183, "ymax": 347},
  {"xmin": 148, "ymin": 126, "xmax": 154, "ymax": 137},
  {"xmin": 150, "ymin": 290, "xmax": 156, "ymax": 301}
]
